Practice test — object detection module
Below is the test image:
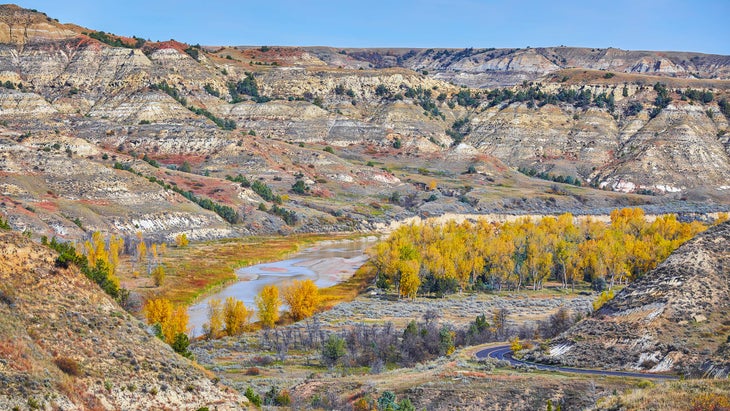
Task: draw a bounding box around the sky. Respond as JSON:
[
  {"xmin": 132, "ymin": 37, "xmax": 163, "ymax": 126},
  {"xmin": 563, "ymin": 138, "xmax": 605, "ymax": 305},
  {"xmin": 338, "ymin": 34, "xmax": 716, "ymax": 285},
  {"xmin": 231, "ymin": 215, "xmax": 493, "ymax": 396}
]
[{"xmin": 15, "ymin": 0, "xmax": 730, "ymax": 55}]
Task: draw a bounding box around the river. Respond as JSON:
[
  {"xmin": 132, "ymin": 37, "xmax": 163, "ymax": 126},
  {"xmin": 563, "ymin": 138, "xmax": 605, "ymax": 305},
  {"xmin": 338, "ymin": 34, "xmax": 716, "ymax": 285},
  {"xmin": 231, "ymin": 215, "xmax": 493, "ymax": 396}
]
[{"xmin": 187, "ymin": 236, "xmax": 378, "ymax": 336}]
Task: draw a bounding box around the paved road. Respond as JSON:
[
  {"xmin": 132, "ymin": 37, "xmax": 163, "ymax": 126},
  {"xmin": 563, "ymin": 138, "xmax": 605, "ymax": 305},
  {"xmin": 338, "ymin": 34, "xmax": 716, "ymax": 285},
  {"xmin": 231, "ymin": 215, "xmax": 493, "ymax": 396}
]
[{"xmin": 476, "ymin": 345, "xmax": 678, "ymax": 380}]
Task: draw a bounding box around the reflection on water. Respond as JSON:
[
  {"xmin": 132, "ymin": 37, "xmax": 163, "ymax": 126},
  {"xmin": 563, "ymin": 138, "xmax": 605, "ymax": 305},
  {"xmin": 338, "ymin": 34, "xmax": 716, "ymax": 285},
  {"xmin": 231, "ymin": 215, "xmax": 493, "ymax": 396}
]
[{"xmin": 187, "ymin": 237, "xmax": 377, "ymax": 336}]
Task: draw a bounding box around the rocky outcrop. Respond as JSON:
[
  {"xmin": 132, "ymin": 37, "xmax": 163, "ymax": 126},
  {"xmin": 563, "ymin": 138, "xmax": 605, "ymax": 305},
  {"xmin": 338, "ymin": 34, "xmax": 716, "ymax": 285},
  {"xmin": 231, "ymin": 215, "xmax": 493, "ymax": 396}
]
[
  {"xmin": 528, "ymin": 221, "xmax": 730, "ymax": 377},
  {"xmin": 596, "ymin": 103, "xmax": 730, "ymax": 194},
  {"xmin": 0, "ymin": 231, "xmax": 245, "ymax": 409},
  {"xmin": 0, "ymin": 134, "xmax": 233, "ymax": 241},
  {"xmin": 0, "ymin": 5, "xmax": 77, "ymax": 45}
]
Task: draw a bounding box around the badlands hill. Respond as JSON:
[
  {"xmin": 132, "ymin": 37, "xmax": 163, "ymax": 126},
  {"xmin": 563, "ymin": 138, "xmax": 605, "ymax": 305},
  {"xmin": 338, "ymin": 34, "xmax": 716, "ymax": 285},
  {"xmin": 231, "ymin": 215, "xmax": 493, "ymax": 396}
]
[
  {"xmin": 0, "ymin": 4, "xmax": 728, "ymax": 243},
  {"xmin": 0, "ymin": 230, "xmax": 245, "ymax": 409},
  {"xmin": 528, "ymin": 221, "xmax": 730, "ymax": 377},
  {"xmin": 305, "ymin": 46, "xmax": 730, "ymax": 87}
]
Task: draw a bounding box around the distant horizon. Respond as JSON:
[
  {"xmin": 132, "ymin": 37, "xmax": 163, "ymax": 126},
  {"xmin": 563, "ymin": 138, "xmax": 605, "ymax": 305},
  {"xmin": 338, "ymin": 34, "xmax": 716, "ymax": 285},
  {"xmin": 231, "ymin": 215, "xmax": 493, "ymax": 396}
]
[
  {"xmin": 211, "ymin": 45, "xmax": 728, "ymax": 56},
  {"xmin": 13, "ymin": 0, "xmax": 730, "ymax": 55}
]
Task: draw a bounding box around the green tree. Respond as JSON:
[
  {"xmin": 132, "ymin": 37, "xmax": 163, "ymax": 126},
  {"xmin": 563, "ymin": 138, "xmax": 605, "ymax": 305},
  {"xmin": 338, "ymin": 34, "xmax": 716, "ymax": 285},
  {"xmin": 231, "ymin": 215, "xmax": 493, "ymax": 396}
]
[
  {"xmin": 291, "ymin": 179, "xmax": 309, "ymax": 195},
  {"xmin": 171, "ymin": 333, "xmax": 193, "ymax": 358},
  {"xmin": 321, "ymin": 334, "xmax": 347, "ymax": 367},
  {"xmin": 378, "ymin": 391, "xmax": 397, "ymax": 411}
]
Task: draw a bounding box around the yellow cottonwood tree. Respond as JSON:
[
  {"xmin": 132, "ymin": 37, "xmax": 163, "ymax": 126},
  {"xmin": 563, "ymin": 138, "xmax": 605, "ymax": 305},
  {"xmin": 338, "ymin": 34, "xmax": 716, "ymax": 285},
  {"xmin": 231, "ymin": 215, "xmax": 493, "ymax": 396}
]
[
  {"xmin": 204, "ymin": 298, "xmax": 223, "ymax": 339},
  {"xmin": 144, "ymin": 298, "xmax": 188, "ymax": 343},
  {"xmin": 137, "ymin": 241, "xmax": 147, "ymax": 264},
  {"xmin": 223, "ymin": 297, "xmax": 252, "ymax": 336},
  {"xmin": 175, "ymin": 233, "xmax": 189, "ymax": 247},
  {"xmin": 398, "ymin": 259, "xmax": 421, "ymax": 300},
  {"xmin": 367, "ymin": 208, "xmax": 708, "ymax": 297},
  {"xmin": 486, "ymin": 232, "xmax": 516, "ymax": 290},
  {"xmin": 600, "ymin": 229, "xmax": 629, "ymax": 289},
  {"xmin": 166, "ymin": 305, "xmax": 189, "ymax": 343},
  {"xmin": 107, "ymin": 235, "xmax": 124, "ymax": 275},
  {"xmin": 255, "ymin": 285, "xmax": 281, "ymax": 328},
  {"xmin": 555, "ymin": 239, "xmax": 577, "ymax": 289},
  {"xmin": 282, "ymin": 279, "xmax": 321, "ymax": 321},
  {"xmin": 152, "ymin": 265, "xmax": 165, "ymax": 287},
  {"xmin": 145, "ymin": 298, "xmax": 172, "ymax": 327}
]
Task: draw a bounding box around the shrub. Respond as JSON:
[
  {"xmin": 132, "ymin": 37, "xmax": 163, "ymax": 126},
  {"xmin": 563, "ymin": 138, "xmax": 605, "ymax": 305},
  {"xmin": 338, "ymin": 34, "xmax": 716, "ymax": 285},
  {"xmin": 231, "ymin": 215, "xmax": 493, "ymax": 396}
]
[
  {"xmin": 203, "ymin": 84, "xmax": 220, "ymax": 97},
  {"xmin": 377, "ymin": 391, "xmax": 397, "ymax": 411},
  {"xmin": 321, "ymin": 334, "xmax": 347, "ymax": 367},
  {"xmin": 0, "ymin": 215, "xmax": 10, "ymax": 230},
  {"xmin": 510, "ymin": 336, "xmax": 523, "ymax": 353},
  {"xmin": 178, "ymin": 161, "xmax": 192, "ymax": 173},
  {"xmin": 592, "ymin": 289, "xmax": 615, "ymax": 311},
  {"xmin": 323, "ymin": 146, "xmax": 334, "ymax": 154},
  {"xmin": 591, "ymin": 276, "xmax": 607, "ymax": 292},
  {"xmin": 54, "ymin": 357, "xmax": 81, "ymax": 376},
  {"xmin": 171, "ymin": 333, "xmax": 193, "ymax": 359},
  {"xmin": 244, "ymin": 367, "xmax": 261, "ymax": 376},
  {"xmin": 291, "ymin": 179, "xmax": 309, "ymax": 195},
  {"xmin": 184, "ymin": 46, "xmax": 200, "ymax": 60},
  {"xmin": 275, "ymin": 390, "xmax": 291, "ymax": 406},
  {"xmin": 245, "ymin": 387, "xmax": 262, "ymax": 407},
  {"xmin": 264, "ymin": 386, "xmax": 291, "ymax": 406}
]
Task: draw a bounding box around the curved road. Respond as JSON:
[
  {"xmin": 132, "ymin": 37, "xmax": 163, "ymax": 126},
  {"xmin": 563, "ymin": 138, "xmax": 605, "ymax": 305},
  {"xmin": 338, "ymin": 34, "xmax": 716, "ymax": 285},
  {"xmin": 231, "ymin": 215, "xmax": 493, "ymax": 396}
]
[{"xmin": 476, "ymin": 345, "xmax": 678, "ymax": 380}]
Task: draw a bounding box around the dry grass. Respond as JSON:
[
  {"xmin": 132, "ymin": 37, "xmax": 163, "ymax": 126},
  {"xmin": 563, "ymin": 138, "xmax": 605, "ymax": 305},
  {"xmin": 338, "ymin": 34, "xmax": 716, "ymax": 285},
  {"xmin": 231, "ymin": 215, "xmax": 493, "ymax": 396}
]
[
  {"xmin": 0, "ymin": 339, "xmax": 33, "ymax": 372},
  {"xmin": 319, "ymin": 262, "xmax": 377, "ymax": 310},
  {"xmin": 594, "ymin": 379, "xmax": 730, "ymax": 411}
]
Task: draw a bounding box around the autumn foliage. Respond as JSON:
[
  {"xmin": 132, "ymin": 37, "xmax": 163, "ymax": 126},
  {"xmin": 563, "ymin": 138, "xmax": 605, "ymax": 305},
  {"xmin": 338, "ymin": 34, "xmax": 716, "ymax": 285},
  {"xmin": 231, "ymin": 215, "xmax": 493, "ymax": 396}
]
[
  {"xmin": 223, "ymin": 296, "xmax": 252, "ymax": 336},
  {"xmin": 370, "ymin": 208, "xmax": 708, "ymax": 296},
  {"xmin": 175, "ymin": 233, "xmax": 189, "ymax": 247},
  {"xmin": 255, "ymin": 285, "xmax": 282, "ymax": 328},
  {"xmin": 282, "ymin": 279, "xmax": 321, "ymax": 321},
  {"xmin": 204, "ymin": 298, "xmax": 224, "ymax": 339},
  {"xmin": 144, "ymin": 298, "xmax": 189, "ymax": 344}
]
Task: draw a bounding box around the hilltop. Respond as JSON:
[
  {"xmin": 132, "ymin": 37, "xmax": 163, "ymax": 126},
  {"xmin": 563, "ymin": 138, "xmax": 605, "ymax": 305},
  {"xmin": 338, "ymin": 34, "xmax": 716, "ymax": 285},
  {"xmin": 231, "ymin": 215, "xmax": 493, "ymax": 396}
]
[
  {"xmin": 527, "ymin": 221, "xmax": 730, "ymax": 377},
  {"xmin": 302, "ymin": 46, "xmax": 730, "ymax": 87},
  {"xmin": 0, "ymin": 231, "xmax": 244, "ymax": 409}
]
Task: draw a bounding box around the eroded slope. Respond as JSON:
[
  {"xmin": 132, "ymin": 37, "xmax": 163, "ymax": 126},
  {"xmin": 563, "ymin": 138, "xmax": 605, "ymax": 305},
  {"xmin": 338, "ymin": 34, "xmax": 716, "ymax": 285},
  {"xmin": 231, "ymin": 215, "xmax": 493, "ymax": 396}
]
[
  {"xmin": 0, "ymin": 231, "xmax": 245, "ymax": 409},
  {"xmin": 531, "ymin": 221, "xmax": 730, "ymax": 377}
]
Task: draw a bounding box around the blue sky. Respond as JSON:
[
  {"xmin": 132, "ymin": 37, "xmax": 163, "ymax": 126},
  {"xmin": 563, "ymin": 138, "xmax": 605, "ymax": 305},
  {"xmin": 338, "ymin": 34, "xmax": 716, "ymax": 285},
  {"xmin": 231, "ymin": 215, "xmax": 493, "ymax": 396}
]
[{"xmin": 16, "ymin": 0, "xmax": 730, "ymax": 54}]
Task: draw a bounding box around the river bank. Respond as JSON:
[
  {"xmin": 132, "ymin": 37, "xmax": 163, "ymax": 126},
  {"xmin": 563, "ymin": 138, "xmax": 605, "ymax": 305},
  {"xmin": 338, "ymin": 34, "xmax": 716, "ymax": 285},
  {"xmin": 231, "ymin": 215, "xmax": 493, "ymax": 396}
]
[
  {"xmin": 187, "ymin": 237, "xmax": 378, "ymax": 335},
  {"xmin": 118, "ymin": 233, "xmax": 372, "ymax": 308}
]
